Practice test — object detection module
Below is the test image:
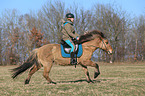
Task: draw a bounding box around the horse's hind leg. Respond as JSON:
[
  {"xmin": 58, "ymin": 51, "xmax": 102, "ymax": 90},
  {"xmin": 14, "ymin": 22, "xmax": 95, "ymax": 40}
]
[
  {"xmin": 43, "ymin": 63, "xmax": 56, "ymax": 84},
  {"xmin": 25, "ymin": 64, "xmax": 41, "ymax": 84}
]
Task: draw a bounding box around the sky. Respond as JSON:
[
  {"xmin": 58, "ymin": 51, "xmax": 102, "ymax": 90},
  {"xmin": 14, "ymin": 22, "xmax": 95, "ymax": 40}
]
[{"xmin": 0, "ymin": 0, "xmax": 145, "ymax": 18}]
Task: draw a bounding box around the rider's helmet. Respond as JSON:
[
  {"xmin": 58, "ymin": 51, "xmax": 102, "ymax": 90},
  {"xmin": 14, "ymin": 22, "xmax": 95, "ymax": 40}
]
[{"xmin": 66, "ymin": 13, "xmax": 74, "ymax": 18}]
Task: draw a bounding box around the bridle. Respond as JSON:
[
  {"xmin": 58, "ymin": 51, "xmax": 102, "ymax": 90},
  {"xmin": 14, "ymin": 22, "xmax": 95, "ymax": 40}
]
[
  {"xmin": 101, "ymin": 39, "xmax": 107, "ymax": 49},
  {"xmin": 101, "ymin": 38, "xmax": 111, "ymax": 54},
  {"xmin": 85, "ymin": 38, "xmax": 111, "ymax": 54}
]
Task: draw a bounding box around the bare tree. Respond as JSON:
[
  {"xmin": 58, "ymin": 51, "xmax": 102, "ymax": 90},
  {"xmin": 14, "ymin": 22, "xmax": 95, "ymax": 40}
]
[
  {"xmin": 92, "ymin": 4, "xmax": 131, "ymax": 62},
  {"xmin": 0, "ymin": 25, "xmax": 2, "ymax": 65},
  {"xmin": 0, "ymin": 1, "xmax": 145, "ymax": 65},
  {"xmin": 0, "ymin": 9, "xmax": 21, "ymax": 65},
  {"xmin": 41, "ymin": 1, "xmax": 65, "ymax": 43},
  {"xmin": 132, "ymin": 15, "xmax": 145, "ymax": 61}
]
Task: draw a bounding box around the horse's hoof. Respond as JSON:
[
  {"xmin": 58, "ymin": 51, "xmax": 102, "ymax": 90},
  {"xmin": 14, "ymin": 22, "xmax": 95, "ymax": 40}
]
[
  {"xmin": 90, "ymin": 81, "xmax": 94, "ymax": 83},
  {"xmin": 51, "ymin": 81, "xmax": 57, "ymax": 84},
  {"xmin": 94, "ymin": 72, "xmax": 100, "ymax": 79},
  {"xmin": 25, "ymin": 79, "xmax": 30, "ymax": 84},
  {"xmin": 48, "ymin": 81, "xmax": 57, "ymax": 84},
  {"xmin": 87, "ymin": 80, "xmax": 94, "ymax": 83}
]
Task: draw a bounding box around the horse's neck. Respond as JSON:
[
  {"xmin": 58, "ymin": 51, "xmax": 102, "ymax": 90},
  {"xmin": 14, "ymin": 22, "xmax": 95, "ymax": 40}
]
[{"xmin": 82, "ymin": 40, "xmax": 98, "ymax": 52}]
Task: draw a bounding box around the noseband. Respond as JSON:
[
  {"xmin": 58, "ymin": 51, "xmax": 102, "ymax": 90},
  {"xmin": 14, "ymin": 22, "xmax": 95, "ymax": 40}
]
[{"xmin": 101, "ymin": 39, "xmax": 111, "ymax": 54}]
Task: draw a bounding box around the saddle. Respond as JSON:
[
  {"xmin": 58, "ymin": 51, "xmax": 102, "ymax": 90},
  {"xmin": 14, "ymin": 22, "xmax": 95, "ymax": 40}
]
[{"xmin": 60, "ymin": 39, "xmax": 83, "ymax": 58}]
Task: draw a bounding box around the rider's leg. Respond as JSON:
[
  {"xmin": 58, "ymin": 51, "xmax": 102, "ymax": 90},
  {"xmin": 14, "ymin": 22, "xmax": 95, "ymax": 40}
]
[
  {"xmin": 65, "ymin": 39, "xmax": 75, "ymax": 52},
  {"xmin": 65, "ymin": 40, "xmax": 76, "ymax": 64}
]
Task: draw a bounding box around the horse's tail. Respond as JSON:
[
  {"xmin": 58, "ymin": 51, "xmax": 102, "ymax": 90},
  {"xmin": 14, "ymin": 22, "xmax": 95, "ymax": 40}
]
[{"xmin": 11, "ymin": 49, "xmax": 39, "ymax": 79}]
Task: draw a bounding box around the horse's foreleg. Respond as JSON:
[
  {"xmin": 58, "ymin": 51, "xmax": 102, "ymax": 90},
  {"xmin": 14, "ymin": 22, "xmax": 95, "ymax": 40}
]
[
  {"xmin": 43, "ymin": 63, "xmax": 56, "ymax": 84},
  {"xmin": 87, "ymin": 61, "xmax": 100, "ymax": 79},
  {"xmin": 82, "ymin": 60, "xmax": 100, "ymax": 79},
  {"xmin": 25, "ymin": 65, "xmax": 41, "ymax": 84},
  {"xmin": 80, "ymin": 64, "xmax": 93, "ymax": 83},
  {"xmin": 94, "ymin": 63, "xmax": 100, "ymax": 79}
]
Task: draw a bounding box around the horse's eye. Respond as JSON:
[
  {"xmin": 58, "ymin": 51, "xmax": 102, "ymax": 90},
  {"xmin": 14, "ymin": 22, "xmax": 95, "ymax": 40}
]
[{"xmin": 106, "ymin": 42, "xmax": 108, "ymax": 44}]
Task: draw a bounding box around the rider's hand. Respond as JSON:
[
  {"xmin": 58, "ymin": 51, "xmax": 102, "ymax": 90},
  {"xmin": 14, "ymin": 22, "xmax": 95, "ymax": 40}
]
[{"xmin": 77, "ymin": 37, "xmax": 79, "ymax": 40}]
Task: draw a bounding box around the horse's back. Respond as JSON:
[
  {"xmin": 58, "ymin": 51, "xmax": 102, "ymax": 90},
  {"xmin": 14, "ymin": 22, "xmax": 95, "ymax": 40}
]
[
  {"xmin": 38, "ymin": 44, "xmax": 60, "ymax": 51},
  {"xmin": 37, "ymin": 44, "xmax": 60, "ymax": 61}
]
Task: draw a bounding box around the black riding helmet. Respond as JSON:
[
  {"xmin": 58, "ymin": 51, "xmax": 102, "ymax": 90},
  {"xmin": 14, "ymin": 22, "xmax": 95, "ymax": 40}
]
[{"xmin": 66, "ymin": 13, "xmax": 74, "ymax": 18}]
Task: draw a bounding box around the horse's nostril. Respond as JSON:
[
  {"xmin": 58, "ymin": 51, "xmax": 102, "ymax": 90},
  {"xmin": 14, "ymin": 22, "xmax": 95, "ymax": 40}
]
[{"xmin": 108, "ymin": 51, "xmax": 113, "ymax": 55}]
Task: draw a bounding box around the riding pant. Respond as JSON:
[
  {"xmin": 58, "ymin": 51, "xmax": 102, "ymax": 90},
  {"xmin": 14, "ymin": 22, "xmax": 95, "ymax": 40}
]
[{"xmin": 65, "ymin": 40, "xmax": 75, "ymax": 53}]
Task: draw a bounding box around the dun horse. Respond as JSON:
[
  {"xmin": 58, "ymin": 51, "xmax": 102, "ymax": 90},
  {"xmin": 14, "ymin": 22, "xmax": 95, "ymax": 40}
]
[{"xmin": 11, "ymin": 30, "xmax": 113, "ymax": 84}]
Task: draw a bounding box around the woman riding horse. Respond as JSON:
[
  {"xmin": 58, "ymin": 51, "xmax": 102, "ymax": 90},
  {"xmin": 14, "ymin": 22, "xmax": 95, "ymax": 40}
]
[{"xmin": 61, "ymin": 13, "xmax": 79, "ymax": 65}]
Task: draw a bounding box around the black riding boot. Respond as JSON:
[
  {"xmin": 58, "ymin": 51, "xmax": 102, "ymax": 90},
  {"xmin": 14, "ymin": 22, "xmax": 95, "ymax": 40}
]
[{"xmin": 70, "ymin": 52, "xmax": 77, "ymax": 65}]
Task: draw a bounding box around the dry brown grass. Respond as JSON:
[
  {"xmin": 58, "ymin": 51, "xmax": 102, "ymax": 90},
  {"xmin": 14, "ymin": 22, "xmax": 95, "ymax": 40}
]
[{"xmin": 0, "ymin": 62, "xmax": 145, "ymax": 96}]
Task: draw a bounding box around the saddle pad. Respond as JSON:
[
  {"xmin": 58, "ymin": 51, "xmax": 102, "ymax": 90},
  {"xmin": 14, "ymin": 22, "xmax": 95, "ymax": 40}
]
[{"xmin": 60, "ymin": 44, "xmax": 83, "ymax": 58}]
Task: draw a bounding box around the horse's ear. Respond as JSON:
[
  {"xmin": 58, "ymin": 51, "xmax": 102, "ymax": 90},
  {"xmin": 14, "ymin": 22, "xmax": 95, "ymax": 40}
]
[
  {"xmin": 100, "ymin": 32, "xmax": 106, "ymax": 38},
  {"xmin": 84, "ymin": 30, "xmax": 90, "ymax": 34},
  {"xmin": 97, "ymin": 35, "xmax": 103, "ymax": 40}
]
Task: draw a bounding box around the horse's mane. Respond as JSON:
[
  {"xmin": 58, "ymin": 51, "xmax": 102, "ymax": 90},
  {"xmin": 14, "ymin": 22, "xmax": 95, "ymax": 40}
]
[{"xmin": 78, "ymin": 30, "xmax": 106, "ymax": 44}]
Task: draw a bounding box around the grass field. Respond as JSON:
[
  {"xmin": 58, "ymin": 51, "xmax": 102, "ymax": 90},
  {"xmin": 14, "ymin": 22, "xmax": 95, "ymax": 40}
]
[{"xmin": 0, "ymin": 62, "xmax": 145, "ymax": 96}]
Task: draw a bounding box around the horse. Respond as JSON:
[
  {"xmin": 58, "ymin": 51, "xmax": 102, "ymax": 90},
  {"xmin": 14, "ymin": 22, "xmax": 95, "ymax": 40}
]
[{"xmin": 11, "ymin": 30, "xmax": 113, "ymax": 84}]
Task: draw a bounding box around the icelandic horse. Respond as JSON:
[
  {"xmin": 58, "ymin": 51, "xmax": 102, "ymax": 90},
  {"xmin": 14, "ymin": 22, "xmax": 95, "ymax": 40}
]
[{"xmin": 11, "ymin": 30, "xmax": 113, "ymax": 84}]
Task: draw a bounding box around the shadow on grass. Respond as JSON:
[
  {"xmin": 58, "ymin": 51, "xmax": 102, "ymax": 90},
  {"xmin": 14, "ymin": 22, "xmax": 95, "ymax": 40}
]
[
  {"xmin": 56, "ymin": 79, "xmax": 101, "ymax": 84},
  {"xmin": 54, "ymin": 78, "xmax": 114, "ymax": 84}
]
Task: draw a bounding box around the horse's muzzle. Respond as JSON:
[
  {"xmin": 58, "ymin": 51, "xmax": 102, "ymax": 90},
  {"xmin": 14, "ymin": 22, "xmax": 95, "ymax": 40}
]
[{"xmin": 108, "ymin": 50, "xmax": 113, "ymax": 55}]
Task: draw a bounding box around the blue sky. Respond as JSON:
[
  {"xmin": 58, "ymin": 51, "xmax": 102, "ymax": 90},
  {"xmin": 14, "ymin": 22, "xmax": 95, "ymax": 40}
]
[{"xmin": 0, "ymin": 0, "xmax": 145, "ymax": 17}]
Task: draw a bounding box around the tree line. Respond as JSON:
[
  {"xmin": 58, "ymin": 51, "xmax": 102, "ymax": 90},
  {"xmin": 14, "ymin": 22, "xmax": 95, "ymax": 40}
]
[{"xmin": 0, "ymin": 1, "xmax": 145, "ymax": 65}]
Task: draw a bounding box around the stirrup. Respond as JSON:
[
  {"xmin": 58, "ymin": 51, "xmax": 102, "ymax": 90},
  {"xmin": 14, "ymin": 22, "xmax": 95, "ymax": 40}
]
[
  {"xmin": 71, "ymin": 62, "xmax": 77, "ymax": 65},
  {"xmin": 70, "ymin": 59, "xmax": 75, "ymax": 65},
  {"xmin": 71, "ymin": 59, "xmax": 77, "ymax": 65},
  {"xmin": 70, "ymin": 52, "xmax": 77, "ymax": 65}
]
